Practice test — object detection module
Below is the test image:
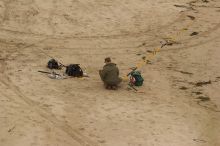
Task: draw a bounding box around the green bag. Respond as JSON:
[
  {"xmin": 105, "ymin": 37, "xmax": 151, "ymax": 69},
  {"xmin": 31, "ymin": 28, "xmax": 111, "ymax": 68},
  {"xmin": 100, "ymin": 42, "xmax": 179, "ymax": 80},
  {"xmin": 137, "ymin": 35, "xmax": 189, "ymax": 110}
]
[{"xmin": 130, "ymin": 71, "xmax": 144, "ymax": 86}]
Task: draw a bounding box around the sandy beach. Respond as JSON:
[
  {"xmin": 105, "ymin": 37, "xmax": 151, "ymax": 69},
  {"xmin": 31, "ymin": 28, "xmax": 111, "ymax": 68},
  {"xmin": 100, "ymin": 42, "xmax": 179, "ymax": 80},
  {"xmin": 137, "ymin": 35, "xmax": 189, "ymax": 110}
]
[{"xmin": 0, "ymin": 0, "xmax": 220, "ymax": 146}]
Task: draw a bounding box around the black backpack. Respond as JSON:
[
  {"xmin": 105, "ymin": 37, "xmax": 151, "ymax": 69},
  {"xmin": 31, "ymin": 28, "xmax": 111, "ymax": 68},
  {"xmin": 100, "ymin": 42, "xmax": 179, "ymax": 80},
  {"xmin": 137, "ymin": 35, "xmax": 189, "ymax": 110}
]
[
  {"xmin": 65, "ymin": 64, "xmax": 83, "ymax": 77},
  {"xmin": 47, "ymin": 59, "xmax": 59, "ymax": 69}
]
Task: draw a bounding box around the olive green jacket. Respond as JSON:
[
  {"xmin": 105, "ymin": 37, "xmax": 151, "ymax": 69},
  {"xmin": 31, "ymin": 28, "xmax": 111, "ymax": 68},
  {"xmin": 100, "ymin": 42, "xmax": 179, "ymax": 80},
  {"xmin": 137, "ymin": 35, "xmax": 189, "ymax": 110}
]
[{"xmin": 99, "ymin": 63, "xmax": 122, "ymax": 85}]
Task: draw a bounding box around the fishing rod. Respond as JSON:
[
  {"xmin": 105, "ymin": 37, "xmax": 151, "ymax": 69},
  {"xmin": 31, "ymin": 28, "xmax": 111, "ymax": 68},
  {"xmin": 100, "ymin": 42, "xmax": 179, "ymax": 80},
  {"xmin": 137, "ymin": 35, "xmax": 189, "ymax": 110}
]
[{"xmin": 38, "ymin": 70, "xmax": 60, "ymax": 75}]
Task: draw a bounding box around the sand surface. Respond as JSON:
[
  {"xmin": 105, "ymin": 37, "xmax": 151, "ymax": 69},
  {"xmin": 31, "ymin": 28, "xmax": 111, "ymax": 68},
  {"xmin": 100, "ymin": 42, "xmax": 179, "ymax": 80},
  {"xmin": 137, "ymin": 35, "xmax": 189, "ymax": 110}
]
[{"xmin": 0, "ymin": 0, "xmax": 220, "ymax": 146}]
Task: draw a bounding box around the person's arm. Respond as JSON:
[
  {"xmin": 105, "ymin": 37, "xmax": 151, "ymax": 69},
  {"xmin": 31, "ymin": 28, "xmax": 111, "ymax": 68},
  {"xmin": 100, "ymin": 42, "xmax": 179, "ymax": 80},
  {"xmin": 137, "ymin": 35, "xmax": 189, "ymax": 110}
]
[
  {"xmin": 116, "ymin": 66, "xmax": 119, "ymax": 76},
  {"xmin": 101, "ymin": 67, "xmax": 107, "ymax": 80},
  {"xmin": 99, "ymin": 66, "xmax": 108, "ymax": 81}
]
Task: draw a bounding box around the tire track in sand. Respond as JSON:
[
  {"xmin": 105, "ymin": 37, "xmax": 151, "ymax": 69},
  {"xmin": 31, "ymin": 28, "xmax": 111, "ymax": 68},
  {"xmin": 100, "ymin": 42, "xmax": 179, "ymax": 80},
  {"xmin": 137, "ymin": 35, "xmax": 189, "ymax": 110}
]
[{"xmin": 0, "ymin": 41, "xmax": 99, "ymax": 146}]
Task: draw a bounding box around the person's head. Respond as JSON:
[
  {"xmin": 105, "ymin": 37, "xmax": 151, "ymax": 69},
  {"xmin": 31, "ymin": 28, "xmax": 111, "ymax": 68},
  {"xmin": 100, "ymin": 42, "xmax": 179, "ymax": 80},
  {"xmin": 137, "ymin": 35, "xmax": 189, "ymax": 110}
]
[{"xmin": 104, "ymin": 57, "xmax": 111, "ymax": 64}]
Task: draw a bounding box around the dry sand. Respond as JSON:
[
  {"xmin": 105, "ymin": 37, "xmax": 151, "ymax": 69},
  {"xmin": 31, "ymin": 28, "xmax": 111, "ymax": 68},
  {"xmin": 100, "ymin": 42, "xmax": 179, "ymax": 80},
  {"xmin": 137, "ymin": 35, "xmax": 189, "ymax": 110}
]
[{"xmin": 0, "ymin": 0, "xmax": 220, "ymax": 146}]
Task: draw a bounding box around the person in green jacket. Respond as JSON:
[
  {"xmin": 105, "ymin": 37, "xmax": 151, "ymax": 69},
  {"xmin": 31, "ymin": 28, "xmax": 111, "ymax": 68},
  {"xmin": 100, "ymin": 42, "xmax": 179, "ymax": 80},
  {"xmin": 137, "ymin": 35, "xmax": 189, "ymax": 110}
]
[{"xmin": 99, "ymin": 57, "xmax": 122, "ymax": 90}]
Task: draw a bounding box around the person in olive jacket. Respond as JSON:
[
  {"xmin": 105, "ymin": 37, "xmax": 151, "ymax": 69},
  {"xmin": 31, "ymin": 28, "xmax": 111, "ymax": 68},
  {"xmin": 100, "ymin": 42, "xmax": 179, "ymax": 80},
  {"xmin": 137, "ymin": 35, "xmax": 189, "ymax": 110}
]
[{"xmin": 99, "ymin": 57, "xmax": 122, "ymax": 90}]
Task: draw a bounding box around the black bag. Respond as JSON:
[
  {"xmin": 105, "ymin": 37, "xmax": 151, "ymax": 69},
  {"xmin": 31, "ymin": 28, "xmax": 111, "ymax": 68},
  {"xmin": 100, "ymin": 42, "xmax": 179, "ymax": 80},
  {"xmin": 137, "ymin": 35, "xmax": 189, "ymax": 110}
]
[
  {"xmin": 47, "ymin": 59, "xmax": 59, "ymax": 69},
  {"xmin": 65, "ymin": 64, "xmax": 83, "ymax": 77}
]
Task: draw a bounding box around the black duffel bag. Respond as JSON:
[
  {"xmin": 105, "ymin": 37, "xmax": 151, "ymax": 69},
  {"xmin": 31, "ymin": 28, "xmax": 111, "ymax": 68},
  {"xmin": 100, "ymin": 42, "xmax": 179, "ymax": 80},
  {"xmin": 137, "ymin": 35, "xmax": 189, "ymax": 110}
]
[{"xmin": 65, "ymin": 64, "xmax": 83, "ymax": 77}]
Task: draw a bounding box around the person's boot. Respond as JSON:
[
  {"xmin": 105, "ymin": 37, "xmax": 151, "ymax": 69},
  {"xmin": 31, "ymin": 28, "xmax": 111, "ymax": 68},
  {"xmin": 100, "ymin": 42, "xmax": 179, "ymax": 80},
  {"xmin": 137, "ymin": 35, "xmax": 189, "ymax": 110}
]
[
  {"xmin": 111, "ymin": 85, "xmax": 117, "ymax": 90},
  {"xmin": 105, "ymin": 85, "xmax": 111, "ymax": 90}
]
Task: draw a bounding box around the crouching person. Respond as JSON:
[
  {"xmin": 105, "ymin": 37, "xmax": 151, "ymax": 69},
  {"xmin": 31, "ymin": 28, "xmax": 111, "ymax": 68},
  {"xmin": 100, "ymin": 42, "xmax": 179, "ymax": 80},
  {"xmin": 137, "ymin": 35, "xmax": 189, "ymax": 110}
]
[{"xmin": 99, "ymin": 57, "xmax": 122, "ymax": 90}]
